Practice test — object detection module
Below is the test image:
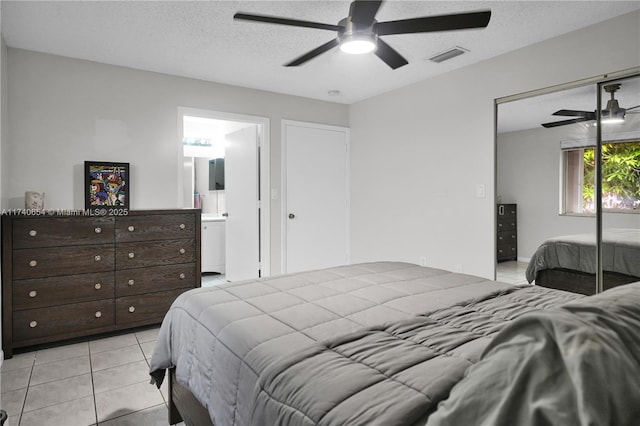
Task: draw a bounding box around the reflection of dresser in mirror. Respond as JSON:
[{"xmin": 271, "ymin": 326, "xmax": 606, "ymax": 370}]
[
  {"xmin": 202, "ymin": 217, "xmax": 225, "ymax": 273},
  {"xmin": 497, "ymin": 203, "xmax": 517, "ymax": 262}
]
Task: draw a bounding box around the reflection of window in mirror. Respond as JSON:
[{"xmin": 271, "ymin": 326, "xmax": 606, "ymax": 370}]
[{"xmin": 563, "ymin": 140, "xmax": 640, "ymax": 215}]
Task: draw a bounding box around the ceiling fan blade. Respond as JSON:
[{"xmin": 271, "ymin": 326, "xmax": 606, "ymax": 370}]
[
  {"xmin": 376, "ymin": 10, "xmax": 491, "ymax": 36},
  {"xmin": 285, "ymin": 38, "xmax": 340, "ymax": 66},
  {"xmin": 542, "ymin": 117, "xmax": 590, "ymax": 128},
  {"xmin": 374, "ymin": 38, "xmax": 408, "ymax": 69},
  {"xmin": 350, "ymin": 0, "xmax": 383, "ymax": 28},
  {"xmin": 626, "ymin": 105, "xmax": 640, "ymax": 112},
  {"xmin": 234, "ymin": 12, "xmax": 342, "ymax": 32},
  {"xmin": 552, "ymin": 109, "xmax": 595, "ymax": 118}
]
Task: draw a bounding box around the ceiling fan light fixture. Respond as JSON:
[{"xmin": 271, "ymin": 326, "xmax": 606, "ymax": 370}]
[
  {"xmin": 600, "ymin": 115, "xmax": 625, "ymax": 124},
  {"xmin": 601, "ymin": 99, "xmax": 626, "ymax": 124},
  {"xmin": 339, "ymin": 33, "xmax": 376, "ymax": 54}
]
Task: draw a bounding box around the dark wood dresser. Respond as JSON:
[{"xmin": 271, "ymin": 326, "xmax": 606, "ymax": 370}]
[
  {"xmin": 2, "ymin": 209, "xmax": 201, "ymax": 357},
  {"xmin": 497, "ymin": 203, "xmax": 517, "ymax": 262}
]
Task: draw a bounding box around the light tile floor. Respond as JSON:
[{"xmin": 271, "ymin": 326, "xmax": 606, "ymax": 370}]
[
  {"xmin": 0, "ymin": 274, "xmax": 227, "ymax": 426},
  {"xmin": 496, "ymin": 260, "xmax": 529, "ymax": 285}
]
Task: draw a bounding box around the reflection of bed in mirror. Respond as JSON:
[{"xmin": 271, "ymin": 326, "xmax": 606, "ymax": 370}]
[{"xmin": 526, "ymin": 228, "xmax": 640, "ymax": 294}]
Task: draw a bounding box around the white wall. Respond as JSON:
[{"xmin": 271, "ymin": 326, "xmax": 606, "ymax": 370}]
[
  {"xmin": 349, "ymin": 11, "xmax": 640, "ymax": 279},
  {"xmin": 5, "ymin": 49, "xmax": 349, "ymax": 273}
]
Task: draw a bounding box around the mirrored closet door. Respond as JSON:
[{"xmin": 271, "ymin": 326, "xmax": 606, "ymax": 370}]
[
  {"xmin": 598, "ymin": 75, "xmax": 640, "ymax": 293},
  {"xmin": 497, "ymin": 72, "xmax": 640, "ymax": 294}
]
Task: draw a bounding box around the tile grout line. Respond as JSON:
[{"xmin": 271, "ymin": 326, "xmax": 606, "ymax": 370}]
[
  {"xmin": 16, "ymin": 354, "xmax": 37, "ymax": 426},
  {"xmin": 89, "ymin": 341, "xmax": 99, "ymax": 426}
]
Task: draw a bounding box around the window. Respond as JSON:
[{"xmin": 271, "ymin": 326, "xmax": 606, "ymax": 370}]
[{"xmin": 563, "ymin": 140, "xmax": 640, "ymax": 214}]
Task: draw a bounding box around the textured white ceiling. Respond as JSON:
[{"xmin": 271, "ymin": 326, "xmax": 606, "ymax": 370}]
[{"xmin": 2, "ymin": 0, "xmax": 639, "ymax": 105}]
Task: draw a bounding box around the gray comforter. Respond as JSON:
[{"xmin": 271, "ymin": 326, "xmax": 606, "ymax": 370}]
[
  {"xmin": 426, "ymin": 281, "xmax": 640, "ymax": 426},
  {"xmin": 149, "ymin": 262, "xmax": 579, "ymax": 426},
  {"xmin": 525, "ymin": 228, "xmax": 640, "ymax": 283}
]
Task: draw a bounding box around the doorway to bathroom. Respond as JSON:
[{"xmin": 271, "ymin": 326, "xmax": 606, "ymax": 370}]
[{"xmin": 178, "ymin": 107, "xmax": 270, "ymax": 283}]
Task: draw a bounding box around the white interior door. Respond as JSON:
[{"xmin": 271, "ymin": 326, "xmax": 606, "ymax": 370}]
[
  {"xmin": 283, "ymin": 121, "xmax": 349, "ymax": 274},
  {"xmin": 225, "ymin": 125, "xmax": 260, "ymax": 281}
]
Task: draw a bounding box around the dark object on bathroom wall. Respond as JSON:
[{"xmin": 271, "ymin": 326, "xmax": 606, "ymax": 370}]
[{"xmin": 208, "ymin": 158, "xmax": 225, "ymax": 190}]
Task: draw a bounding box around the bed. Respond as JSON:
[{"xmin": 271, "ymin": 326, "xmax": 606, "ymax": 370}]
[
  {"xmin": 525, "ymin": 228, "xmax": 640, "ymax": 294},
  {"xmin": 149, "ymin": 261, "xmax": 640, "ymax": 426}
]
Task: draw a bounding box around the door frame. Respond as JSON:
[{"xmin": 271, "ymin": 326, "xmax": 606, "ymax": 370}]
[
  {"xmin": 178, "ymin": 107, "xmax": 270, "ymax": 277},
  {"xmin": 280, "ymin": 119, "xmax": 350, "ymax": 274}
]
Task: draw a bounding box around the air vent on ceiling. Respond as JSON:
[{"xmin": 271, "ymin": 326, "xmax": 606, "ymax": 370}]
[{"xmin": 429, "ymin": 46, "xmax": 468, "ymax": 63}]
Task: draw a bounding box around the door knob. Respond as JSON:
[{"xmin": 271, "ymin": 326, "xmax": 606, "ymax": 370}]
[
  {"xmin": 222, "ymin": 212, "xmax": 229, "ymax": 217},
  {"xmin": 288, "ymin": 213, "xmax": 295, "ymax": 219}
]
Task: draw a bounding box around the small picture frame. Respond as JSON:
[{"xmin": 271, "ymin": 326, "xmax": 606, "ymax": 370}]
[{"xmin": 84, "ymin": 161, "xmax": 129, "ymax": 211}]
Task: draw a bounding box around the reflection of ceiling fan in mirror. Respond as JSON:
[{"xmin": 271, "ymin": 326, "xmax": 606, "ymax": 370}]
[
  {"xmin": 541, "ymin": 83, "xmax": 640, "ymax": 128},
  {"xmin": 233, "ymin": 0, "xmax": 491, "ymax": 69}
]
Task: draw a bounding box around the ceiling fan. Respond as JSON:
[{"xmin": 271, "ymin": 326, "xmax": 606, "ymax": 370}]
[
  {"xmin": 233, "ymin": 0, "xmax": 491, "ymax": 69},
  {"xmin": 542, "ymin": 83, "xmax": 640, "ymax": 128}
]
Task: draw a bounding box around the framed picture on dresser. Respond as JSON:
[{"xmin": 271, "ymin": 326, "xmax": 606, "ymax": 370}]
[{"xmin": 84, "ymin": 161, "xmax": 129, "ymax": 212}]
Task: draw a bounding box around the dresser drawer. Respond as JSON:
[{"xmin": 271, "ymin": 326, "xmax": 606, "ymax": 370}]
[
  {"xmin": 116, "ymin": 214, "xmax": 195, "ymax": 243},
  {"xmin": 497, "ymin": 204, "xmax": 517, "ymax": 218},
  {"xmin": 13, "ymin": 272, "xmax": 115, "ymax": 310},
  {"xmin": 13, "ymin": 244, "xmax": 114, "ymax": 279},
  {"xmin": 497, "ymin": 243, "xmax": 517, "ymax": 259},
  {"xmin": 116, "ymin": 288, "xmax": 190, "ymax": 325},
  {"xmin": 115, "ymin": 263, "xmax": 196, "ymax": 297},
  {"xmin": 13, "ymin": 299, "xmax": 115, "ymax": 341},
  {"xmin": 12, "ymin": 217, "xmax": 114, "ymax": 249},
  {"xmin": 116, "ymin": 239, "xmax": 196, "ymax": 269},
  {"xmin": 497, "ymin": 231, "xmax": 517, "ymax": 245},
  {"xmin": 497, "ymin": 218, "xmax": 516, "ymax": 231}
]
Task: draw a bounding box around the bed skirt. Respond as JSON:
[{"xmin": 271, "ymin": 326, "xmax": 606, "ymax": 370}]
[
  {"xmin": 535, "ymin": 268, "xmax": 640, "ymax": 295},
  {"xmin": 169, "ymin": 367, "xmax": 215, "ymax": 426}
]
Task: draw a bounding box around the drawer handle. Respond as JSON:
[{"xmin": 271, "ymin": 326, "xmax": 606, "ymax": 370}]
[
  {"xmin": 128, "ymin": 306, "xmax": 135, "ymax": 313},
  {"xmin": 498, "ymin": 236, "xmax": 503, "ymax": 240},
  {"xmin": 29, "ymin": 229, "xmax": 37, "ymax": 237},
  {"xmin": 30, "ymin": 320, "xmax": 37, "ymax": 328},
  {"xmin": 95, "ymin": 283, "xmax": 102, "ymax": 290},
  {"xmin": 95, "ymin": 255, "xmax": 102, "ymax": 262},
  {"xmin": 179, "ymin": 273, "xmax": 186, "ymax": 279},
  {"xmin": 128, "ymin": 252, "xmax": 135, "ymax": 259},
  {"xmin": 95, "ymin": 311, "xmax": 102, "ymax": 318},
  {"xmin": 179, "ymin": 248, "xmax": 186, "ymax": 254},
  {"xmin": 179, "ymin": 223, "xmax": 186, "ymax": 230},
  {"xmin": 128, "ymin": 279, "xmax": 135, "ymax": 286},
  {"xmin": 498, "ymin": 223, "xmax": 502, "ymax": 228},
  {"xmin": 29, "ymin": 290, "xmax": 37, "ymax": 298},
  {"xmin": 128, "ymin": 225, "xmax": 135, "ymax": 232},
  {"xmin": 512, "ymin": 235, "xmax": 516, "ymax": 239},
  {"xmin": 29, "ymin": 260, "xmax": 37, "ymax": 267},
  {"xmin": 94, "ymin": 227, "xmax": 102, "ymax": 234}
]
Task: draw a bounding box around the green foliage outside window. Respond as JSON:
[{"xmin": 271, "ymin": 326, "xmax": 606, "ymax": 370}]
[{"xmin": 582, "ymin": 141, "xmax": 640, "ymax": 211}]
